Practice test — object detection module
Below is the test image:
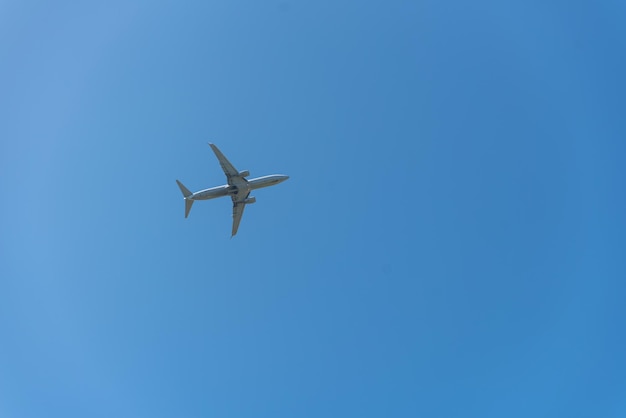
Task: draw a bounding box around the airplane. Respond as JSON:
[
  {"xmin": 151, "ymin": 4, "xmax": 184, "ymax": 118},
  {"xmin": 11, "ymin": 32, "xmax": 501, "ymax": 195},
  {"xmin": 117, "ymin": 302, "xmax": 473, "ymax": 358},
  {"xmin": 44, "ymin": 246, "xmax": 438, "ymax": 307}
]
[{"xmin": 176, "ymin": 143, "xmax": 289, "ymax": 237}]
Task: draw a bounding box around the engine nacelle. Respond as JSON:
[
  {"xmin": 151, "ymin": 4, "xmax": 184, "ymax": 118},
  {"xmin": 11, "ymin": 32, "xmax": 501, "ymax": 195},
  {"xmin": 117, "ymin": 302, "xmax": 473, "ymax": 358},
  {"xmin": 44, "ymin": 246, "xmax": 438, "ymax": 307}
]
[
  {"xmin": 243, "ymin": 197, "xmax": 256, "ymax": 204},
  {"xmin": 238, "ymin": 170, "xmax": 250, "ymax": 177}
]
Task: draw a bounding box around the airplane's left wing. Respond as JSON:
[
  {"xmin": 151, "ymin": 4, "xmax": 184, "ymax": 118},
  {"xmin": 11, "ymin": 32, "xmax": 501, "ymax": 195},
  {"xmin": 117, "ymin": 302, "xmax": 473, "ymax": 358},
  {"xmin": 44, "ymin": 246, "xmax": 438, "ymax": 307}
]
[
  {"xmin": 231, "ymin": 201, "xmax": 246, "ymax": 237},
  {"xmin": 209, "ymin": 143, "xmax": 239, "ymax": 179}
]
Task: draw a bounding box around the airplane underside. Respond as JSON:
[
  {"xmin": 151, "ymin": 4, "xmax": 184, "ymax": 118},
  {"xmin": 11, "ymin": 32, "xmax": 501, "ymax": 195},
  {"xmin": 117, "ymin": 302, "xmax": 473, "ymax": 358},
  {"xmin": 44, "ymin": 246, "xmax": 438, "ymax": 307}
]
[{"xmin": 175, "ymin": 143, "xmax": 288, "ymax": 236}]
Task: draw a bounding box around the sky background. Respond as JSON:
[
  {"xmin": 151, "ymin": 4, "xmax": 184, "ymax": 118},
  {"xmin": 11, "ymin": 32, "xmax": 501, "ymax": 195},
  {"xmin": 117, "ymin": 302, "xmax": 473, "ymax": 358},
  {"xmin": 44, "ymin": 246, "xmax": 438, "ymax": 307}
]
[{"xmin": 1, "ymin": 1, "xmax": 626, "ymax": 417}]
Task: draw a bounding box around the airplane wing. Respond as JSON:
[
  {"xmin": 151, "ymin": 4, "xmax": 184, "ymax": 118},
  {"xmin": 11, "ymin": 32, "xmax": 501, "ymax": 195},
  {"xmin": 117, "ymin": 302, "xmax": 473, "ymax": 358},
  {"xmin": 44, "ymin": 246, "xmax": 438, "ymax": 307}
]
[
  {"xmin": 209, "ymin": 143, "xmax": 239, "ymax": 179},
  {"xmin": 231, "ymin": 201, "xmax": 246, "ymax": 237}
]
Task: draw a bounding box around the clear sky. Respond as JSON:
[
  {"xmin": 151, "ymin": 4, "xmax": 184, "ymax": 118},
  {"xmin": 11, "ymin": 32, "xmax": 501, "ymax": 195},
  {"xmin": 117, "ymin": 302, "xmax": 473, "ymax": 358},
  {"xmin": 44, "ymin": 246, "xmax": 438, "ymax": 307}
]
[{"xmin": 1, "ymin": 1, "xmax": 625, "ymax": 417}]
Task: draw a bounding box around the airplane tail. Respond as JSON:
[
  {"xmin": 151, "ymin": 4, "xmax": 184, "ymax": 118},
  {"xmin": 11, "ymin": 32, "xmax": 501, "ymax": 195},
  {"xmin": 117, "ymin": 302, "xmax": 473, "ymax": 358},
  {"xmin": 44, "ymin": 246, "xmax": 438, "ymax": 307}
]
[{"xmin": 176, "ymin": 180, "xmax": 194, "ymax": 218}]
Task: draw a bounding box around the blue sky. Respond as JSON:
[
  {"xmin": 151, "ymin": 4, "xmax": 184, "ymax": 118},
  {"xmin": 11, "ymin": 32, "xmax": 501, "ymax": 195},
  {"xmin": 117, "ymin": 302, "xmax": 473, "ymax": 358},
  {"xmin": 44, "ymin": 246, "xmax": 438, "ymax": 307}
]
[{"xmin": 1, "ymin": 1, "xmax": 625, "ymax": 417}]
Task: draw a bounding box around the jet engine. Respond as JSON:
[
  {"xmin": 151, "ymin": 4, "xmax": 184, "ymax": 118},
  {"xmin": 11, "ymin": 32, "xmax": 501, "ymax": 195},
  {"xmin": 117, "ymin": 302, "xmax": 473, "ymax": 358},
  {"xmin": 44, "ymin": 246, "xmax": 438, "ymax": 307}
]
[
  {"xmin": 243, "ymin": 197, "xmax": 256, "ymax": 204},
  {"xmin": 238, "ymin": 170, "xmax": 250, "ymax": 177}
]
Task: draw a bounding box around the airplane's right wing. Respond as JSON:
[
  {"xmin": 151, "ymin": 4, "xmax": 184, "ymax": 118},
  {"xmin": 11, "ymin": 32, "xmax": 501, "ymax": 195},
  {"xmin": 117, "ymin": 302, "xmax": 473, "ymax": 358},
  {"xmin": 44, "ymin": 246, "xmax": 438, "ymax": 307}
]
[
  {"xmin": 231, "ymin": 201, "xmax": 246, "ymax": 237},
  {"xmin": 209, "ymin": 143, "xmax": 239, "ymax": 179}
]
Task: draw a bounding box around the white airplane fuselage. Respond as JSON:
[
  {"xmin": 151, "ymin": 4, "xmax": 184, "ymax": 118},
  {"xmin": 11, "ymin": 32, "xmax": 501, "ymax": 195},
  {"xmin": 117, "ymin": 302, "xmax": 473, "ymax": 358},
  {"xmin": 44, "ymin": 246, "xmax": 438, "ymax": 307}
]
[
  {"xmin": 176, "ymin": 143, "xmax": 288, "ymax": 236},
  {"xmin": 188, "ymin": 174, "xmax": 289, "ymax": 201}
]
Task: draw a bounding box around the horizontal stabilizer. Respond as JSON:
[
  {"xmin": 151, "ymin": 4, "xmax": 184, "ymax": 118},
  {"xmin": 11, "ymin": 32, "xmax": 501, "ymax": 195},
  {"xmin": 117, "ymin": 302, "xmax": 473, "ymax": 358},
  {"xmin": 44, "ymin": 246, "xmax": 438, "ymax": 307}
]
[
  {"xmin": 176, "ymin": 180, "xmax": 192, "ymax": 198},
  {"xmin": 176, "ymin": 180, "xmax": 194, "ymax": 218},
  {"xmin": 184, "ymin": 199, "xmax": 194, "ymax": 218}
]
